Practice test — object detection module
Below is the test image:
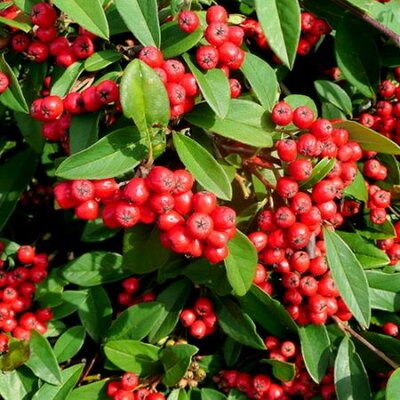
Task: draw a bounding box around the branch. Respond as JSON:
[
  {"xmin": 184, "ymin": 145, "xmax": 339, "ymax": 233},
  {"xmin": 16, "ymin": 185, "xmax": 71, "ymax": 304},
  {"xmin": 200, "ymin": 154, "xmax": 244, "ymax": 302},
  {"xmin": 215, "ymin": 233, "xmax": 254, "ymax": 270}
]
[
  {"xmin": 331, "ymin": 0, "xmax": 400, "ymax": 48},
  {"xmin": 332, "ymin": 316, "xmax": 399, "ymax": 370}
]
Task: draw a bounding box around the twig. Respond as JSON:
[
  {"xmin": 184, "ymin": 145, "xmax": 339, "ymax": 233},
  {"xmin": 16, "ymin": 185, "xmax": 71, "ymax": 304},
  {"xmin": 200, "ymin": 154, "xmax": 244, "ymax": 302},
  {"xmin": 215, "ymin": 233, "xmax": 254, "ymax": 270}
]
[
  {"xmin": 332, "ymin": 316, "xmax": 399, "ymax": 369},
  {"xmin": 78, "ymin": 354, "xmax": 98, "ymax": 385},
  {"xmin": 331, "ymin": 0, "xmax": 400, "ymax": 48},
  {"xmin": 250, "ymin": 167, "xmax": 276, "ymax": 190},
  {"xmin": 235, "ymin": 173, "xmax": 251, "ymax": 199}
]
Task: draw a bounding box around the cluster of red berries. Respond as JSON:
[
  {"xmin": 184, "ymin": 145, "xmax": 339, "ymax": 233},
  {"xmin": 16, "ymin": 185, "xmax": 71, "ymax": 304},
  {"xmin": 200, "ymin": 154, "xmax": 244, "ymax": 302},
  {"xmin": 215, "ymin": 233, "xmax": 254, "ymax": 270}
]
[
  {"xmin": 215, "ymin": 336, "xmax": 335, "ymax": 399},
  {"xmin": 30, "ymin": 79, "xmax": 119, "ymax": 147},
  {"xmin": 359, "ymin": 67, "xmax": 400, "ymax": 145},
  {"xmin": 10, "ymin": 2, "xmax": 96, "ymax": 67},
  {"xmin": 54, "ymin": 166, "xmax": 237, "ymax": 264},
  {"xmin": 179, "ymin": 297, "xmax": 217, "ymax": 339},
  {"xmin": 242, "ymin": 11, "xmax": 330, "ymax": 60},
  {"xmin": 377, "ymin": 220, "xmax": 400, "ymax": 265},
  {"xmin": 117, "ymin": 277, "xmax": 155, "ymax": 308},
  {"xmin": 106, "ymin": 373, "xmax": 165, "ymax": 400},
  {"xmin": 19, "ymin": 183, "xmax": 53, "ymax": 207},
  {"xmin": 0, "ymin": 244, "xmax": 52, "ymax": 346}
]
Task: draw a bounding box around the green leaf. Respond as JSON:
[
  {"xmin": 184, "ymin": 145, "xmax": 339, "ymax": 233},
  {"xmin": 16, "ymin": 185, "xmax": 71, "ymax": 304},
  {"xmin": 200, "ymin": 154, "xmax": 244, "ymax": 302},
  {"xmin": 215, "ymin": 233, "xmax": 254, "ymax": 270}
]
[
  {"xmin": 51, "ymin": 290, "xmax": 88, "ymax": 320},
  {"xmin": 148, "ymin": 279, "xmax": 192, "ymax": 343},
  {"xmin": 77, "ymin": 286, "xmax": 112, "ymax": 343},
  {"xmin": 255, "ymin": 0, "xmax": 301, "ymax": 69},
  {"xmin": 104, "ymin": 340, "xmax": 162, "ymax": 376},
  {"xmin": 160, "ymin": 344, "xmax": 198, "ymax": 386},
  {"xmin": 223, "ymin": 337, "xmax": 242, "ymax": 367},
  {"xmin": 67, "ymin": 380, "xmax": 108, "ymax": 400},
  {"xmin": 300, "ymin": 158, "xmax": 336, "ymax": 189},
  {"xmin": 185, "ymin": 100, "xmax": 274, "ymax": 148},
  {"xmin": 161, "ymin": 20, "xmax": 203, "ymax": 59},
  {"xmin": 53, "ymin": 326, "xmax": 86, "ymax": 363},
  {"xmin": 81, "ymin": 218, "xmax": 120, "ymax": 242},
  {"xmin": 168, "ymin": 389, "xmax": 189, "ymax": 400},
  {"xmin": 0, "ymin": 368, "xmax": 37, "ymax": 400},
  {"xmin": 324, "ymin": 228, "xmax": 371, "ymax": 328},
  {"xmin": 50, "ymin": 62, "xmax": 84, "ymax": 97},
  {"xmin": 298, "ymin": 325, "xmax": 331, "ymax": 383},
  {"xmin": 12, "ymin": 0, "xmax": 38, "ymax": 13},
  {"xmin": 322, "ymin": 102, "xmax": 347, "ymax": 120},
  {"xmin": 224, "ymin": 230, "xmax": 257, "ymax": 296},
  {"xmin": 0, "ymin": 54, "xmax": 29, "ymax": 113},
  {"xmin": 61, "ymin": 251, "xmax": 128, "ymax": 287},
  {"xmin": 56, "ymin": 127, "xmax": 148, "ymax": 179},
  {"xmin": 52, "ymin": 0, "xmax": 109, "ymax": 39},
  {"xmin": 239, "ymin": 285, "xmax": 298, "ymax": 338},
  {"xmin": 357, "ymin": 212, "xmax": 396, "ymax": 240},
  {"xmin": 366, "ymin": 271, "xmax": 400, "ymax": 292},
  {"xmin": 173, "ymin": 133, "xmax": 232, "ymax": 201},
  {"xmin": 120, "ymin": 59, "xmax": 169, "ymax": 151},
  {"xmin": 0, "ymin": 149, "xmax": 37, "ymax": 231},
  {"xmin": 123, "ymin": 225, "xmax": 170, "ymax": 274},
  {"xmin": 361, "ymin": 332, "xmax": 400, "ymax": 364},
  {"xmin": 15, "ymin": 113, "xmax": 44, "ymax": 154},
  {"xmin": 261, "ymin": 359, "xmax": 296, "ymax": 382},
  {"xmin": 214, "ymin": 296, "xmax": 265, "ymax": 350},
  {"xmin": 31, "ymin": 363, "xmax": 84, "ymax": 400},
  {"xmin": 344, "ymin": 168, "xmax": 368, "ymax": 202},
  {"xmin": 335, "ymin": 15, "xmax": 379, "ymax": 98},
  {"xmin": 0, "ymin": 15, "xmax": 31, "ymax": 32},
  {"xmin": 84, "ymin": 50, "xmax": 122, "ymax": 72},
  {"xmin": 183, "ymin": 54, "xmax": 230, "ymax": 119},
  {"xmin": 336, "ymin": 120, "xmax": 400, "ymax": 154},
  {"xmin": 334, "ymin": 337, "xmax": 371, "ymax": 400},
  {"xmin": 314, "ymin": 80, "xmax": 353, "ymax": 117},
  {"xmin": 106, "ymin": 302, "xmax": 165, "ymax": 341},
  {"xmin": 240, "ymin": 53, "xmax": 279, "ymax": 111},
  {"xmin": 337, "ymin": 231, "xmax": 390, "ymax": 268},
  {"xmin": 368, "ymin": 288, "xmax": 400, "ymax": 312},
  {"xmin": 0, "ymin": 339, "xmax": 30, "ymax": 371},
  {"xmin": 25, "ymin": 331, "xmax": 62, "ymax": 385},
  {"xmin": 284, "ymin": 94, "xmax": 318, "ymax": 117},
  {"xmin": 201, "ymin": 389, "xmax": 226, "ymax": 400},
  {"xmin": 386, "ymin": 368, "xmax": 400, "ymax": 400},
  {"xmin": 114, "ymin": 0, "xmax": 160, "ymax": 47},
  {"xmin": 69, "ymin": 112, "xmax": 101, "ymax": 154}
]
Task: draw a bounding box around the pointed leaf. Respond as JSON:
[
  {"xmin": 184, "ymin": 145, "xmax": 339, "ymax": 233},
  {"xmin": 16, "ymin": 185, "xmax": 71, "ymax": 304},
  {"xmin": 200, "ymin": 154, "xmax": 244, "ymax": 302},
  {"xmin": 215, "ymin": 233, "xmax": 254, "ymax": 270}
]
[
  {"xmin": 68, "ymin": 380, "xmax": 108, "ymax": 400},
  {"xmin": 52, "ymin": 0, "xmax": 109, "ymax": 39},
  {"xmin": 224, "ymin": 230, "xmax": 257, "ymax": 296},
  {"xmin": 173, "ymin": 133, "xmax": 232, "ymax": 200},
  {"xmin": 84, "ymin": 50, "xmax": 122, "ymax": 72},
  {"xmin": 366, "ymin": 271, "xmax": 400, "ymax": 292},
  {"xmin": 0, "ymin": 368, "xmax": 37, "ymax": 400},
  {"xmin": 261, "ymin": 359, "xmax": 296, "ymax": 382},
  {"xmin": 56, "ymin": 127, "xmax": 148, "ymax": 179},
  {"xmin": 255, "ymin": 0, "xmax": 301, "ymax": 69},
  {"xmin": 344, "ymin": 168, "xmax": 368, "ymax": 202},
  {"xmin": 50, "ymin": 61, "xmax": 84, "ymax": 97},
  {"xmin": 53, "ymin": 326, "xmax": 86, "ymax": 363},
  {"xmin": 324, "ymin": 228, "xmax": 371, "ymax": 328},
  {"xmin": 314, "ymin": 80, "xmax": 353, "ymax": 117},
  {"xmin": 69, "ymin": 112, "xmax": 100, "ymax": 154},
  {"xmin": 300, "ymin": 157, "xmax": 336, "ymax": 189},
  {"xmin": 115, "ymin": 0, "xmax": 160, "ymax": 47}
]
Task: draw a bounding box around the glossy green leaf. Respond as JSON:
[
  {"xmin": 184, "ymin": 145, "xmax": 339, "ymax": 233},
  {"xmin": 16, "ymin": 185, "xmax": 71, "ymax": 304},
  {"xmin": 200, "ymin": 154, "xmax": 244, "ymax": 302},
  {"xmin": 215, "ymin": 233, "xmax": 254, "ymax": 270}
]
[
  {"xmin": 336, "ymin": 120, "xmax": 400, "ymax": 154},
  {"xmin": 12, "ymin": 0, "xmax": 38, "ymax": 13},
  {"xmin": 61, "ymin": 251, "xmax": 128, "ymax": 287},
  {"xmin": 324, "ymin": 228, "xmax": 371, "ymax": 328},
  {"xmin": 53, "ymin": 326, "xmax": 86, "ymax": 363},
  {"xmin": 81, "ymin": 219, "xmax": 120, "ymax": 243},
  {"xmin": 77, "ymin": 286, "xmax": 112, "ymax": 343},
  {"xmin": 223, "ymin": 337, "xmax": 242, "ymax": 367},
  {"xmin": 224, "ymin": 230, "xmax": 257, "ymax": 296},
  {"xmin": 68, "ymin": 380, "xmax": 108, "ymax": 400},
  {"xmin": 334, "ymin": 337, "xmax": 371, "ymax": 400},
  {"xmin": 284, "ymin": 94, "xmax": 318, "ymax": 117},
  {"xmin": 314, "ymin": 80, "xmax": 353, "ymax": 117},
  {"xmin": 148, "ymin": 279, "xmax": 191, "ymax": 343},
  {"xmin": 261, "ymin": 359, "xmax": 296, "ymax": 382},
  {"xmin": 51, "ymin": 290, "xmax": 88, "ymax": 320},
  {"xmin": 104, "ymin": 340, "xmax": 162, "ymax": 376},
  {"xmin": 214, "ymin": 296, "xmax": 265, "ymax": 350},
  {"xmin": 173, "ymin": 133, "xmax": 232, "ymax": 201},
  {"xmin": 0, "ymin": 368, "xmax": 37, "ymax": 400},
  {"xmin": 183, "ymin": 54, "xmax": 230, "ymax": 119},
  {"xmin": 106, "ymin": 302, "xmax": 164, "ymax": 341},
  {"xmin": 160, "ymin": 344, "xmax": 198, "ymax": 386},
  {"xmin": 202, "ymin": 389, "xmax": 226, "ymax": 400},
  {"xmin": 69, "ymin": 112, "xmax": 101, "ymax": 154},
  {"xmin": 344, "ymin": 168, "xmax": 369, "ymax": 202},
  {"xmin": 299, "ymin": 325, "xmax": 331, "ymax": 383},
  {"xmin": 31, "ymin": 363, "xmax": 84, "ymax": 400},
  {"xmin": 15, "ymin": 113, "xmax": 44, "ymax": 154},
  {"xmin": 25, "ymin": 331, "xmax": 62, "ymax": 385},
  {"xmin": 255, "ymin": 0, "xmax": 301, "ymax": 69},
  {"xmin": 115, "ymin": 0, "xmax": 160, "ymax": 47},
  {"xmin": 185, "ymin": 100, "xmax": 274, "ymax": 148},
  {"xmin": 335, "ymin": 15, "xmax": 379, "ymax": 98},
  {"xmin": 161, "ymin": 20, "xmax": 203, "ymax": 58},
  {"xmin": 168, "ymin": 389, "xmax": 189, "ymax": 400},
  {"xmin": 361, "ymin": 332, "xmax": 400, "ymax": 364},
  {"xmin": 0, "ymin": 16, "xmax": 31, "ymax": 32},
  {"xmin": 0, "ymin": 54, "xmax": 29, "ymax": 113},
  {"xmin": 386, "ymin": 368, "xmax": 400, "ymax": 400},
  {"xmin": 0, "ymin": 149, "xmax": 37, "ymax": 231},
  {"xmin": 0, "ymin": 339, "xmax": 30, "ymax": 371},
  {"xmin": 120, "ymin": 59, "xmax": 169, "ymax": 150},
  {"xmin": 301, "ymin": 157, "xmax": 336, "ymax": 189},
  {"xmin": 56, "ymin": 127, "xmax": 148, "ymax": 179},
  {"xmin": 123, "ymin": 225, "xmax": 170, "ymax": 274},
  {"xmin": 84, "ymin": 50, "xmax": 122, "ymax": 72},
  {"xmin": 322, "ymin": 102, "xmax": 347, "ymax": 120},
  {"xmin": 357, "ymin": 212, "xmax": 396, "ymax": 240},
  {"xmin": 240, "ymin": 53, "xmax": 279, "ymax": 111},
  {"xmin": 366, "ymin": 271, "xmax": 400, "ymax": 292},
  {"xmin": 53, "ymin": 0, "xmax": 109, "ymax": 39},
  {"xmin": 369, "ymin": 288, "xmax": 400, "ymax": 312},
  {"xmin": 337, "ymin": 231, "xmax": 390, "ymax": 268},
  {"xmin": 239, "ymin": 285, "xmax": 298, "ymax": 338},
  {"xmin": 50, "ymin": 62, "xmax": 84, "ymax": 97}
]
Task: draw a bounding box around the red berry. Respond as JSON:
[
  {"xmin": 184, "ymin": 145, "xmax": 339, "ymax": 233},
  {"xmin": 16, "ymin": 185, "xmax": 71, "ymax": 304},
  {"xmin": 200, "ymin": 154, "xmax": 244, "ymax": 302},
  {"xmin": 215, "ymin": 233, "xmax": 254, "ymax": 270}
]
[
  {"xmin": 206, "ymin": 5, "xmax": 228, "ymax": 24},
  {"xmin": 271, "ymin": 101, "xmax": 293, "ymax": 126},
  {"xmin": 17, "ymin": 246, "xmax": 36, "ymax": 264},
  {"xmin": 146, "ymin": 166, "xmax": 176, "ymax": 193},
  {"xmin": 71, "ymin": 35, "xmax": 95, "ymax": 59},
  {"xmin": 121, "ymin": 372, "xmax": 139, "ymax": 391},
  {"xmin": 27, "ymin": 41, "xmax": 49, "ymax": 63},
  {"xmin": 196, "ymin": 46, "xmax": 219, "ymax": 70},
  {"xmin": 205, "ymin": 22, "xmax": 229, "ymax": 47},
  {"xmin": 71, "ymin": 179, "xmax": 95, "ymax": 202},
  {"xmin": 75, "ymin": 199, "xmax": 99, "ymax": 220},
  {"xmin": 180, "ymin": 309, "xmax": 197, "ymax": 327},
  {"xmin": 383, "ymin": 322, "xmax": 398, "ymax": 337},
  {"xmin": 292, "ymin": 106, "xmax": 315, "ymax": 129},
  {"xmin": 178, "ymin": 11, "xmax": 200, "ymax": 33},
  {"xmin": 193, "ymin": 191, "xmax": 217, "ymax": 214},
  {"xmin": 189, "ymin": 319, "xmax": 207, "ymax": 339},
  {"xmin": 31, "ymin": 3, "xmax": 57, "ymax": 28},
  {"xmin": 211, "ymin": 206, "xmax": 236, "ymax": 230},
  {"xmin": 204, "ymin": 245, "xmax": 228, "ymax": 264},
  {"xmin": 0, "ymin": 72, "xmax": 9, "ymax": 94},
  {"xmin": 186, "ymin": 212, "xmax": 214, "ymax": 240},
  {"xmin": 40, "ymin": 95, "xmax": 64, "ymax": 120},
  {"xmin": 138, "ymin": 46, "xmax": 164, "ymax": 68},
  {"xmin": 194, "ymin": 297, "xmax": 213, "ymax": 317},
  {"xmin": 11, "ymin": 32, "xmax": 31, "ymax": 52},
  {"xmin": 96, "ymin": 80, "xmax": 119, "ymax": 104}
]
